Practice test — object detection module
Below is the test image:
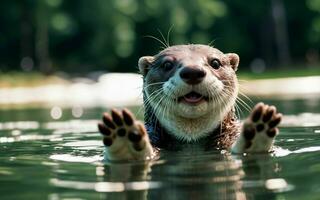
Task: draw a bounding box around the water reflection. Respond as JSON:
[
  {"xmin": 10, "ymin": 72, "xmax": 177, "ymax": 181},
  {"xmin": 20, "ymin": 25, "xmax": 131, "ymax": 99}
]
[
  {"xmin": 50, "ymin": 154, "xmax": 102, "ymax": 163},
  {"xmin": 50, "ymin": 178, "xmax": 162, "ymax": 192},
  {"xmin": 265, "ymin": 178, "xmax": 291, "ymax": 192},
  {"xmin": 0, "ymin": 121, "xmax": 39, "ymax": 130},
  {"xmin": 113, "ymin": 152, "xmax": 292, "ymax": 199},
  {"xmin": 48, "ymin": 148, "xmax": 293, "ymax": 199},
  {"xmin": 0, "ymin": 105, "xmax": 320, "ymax": 199}
]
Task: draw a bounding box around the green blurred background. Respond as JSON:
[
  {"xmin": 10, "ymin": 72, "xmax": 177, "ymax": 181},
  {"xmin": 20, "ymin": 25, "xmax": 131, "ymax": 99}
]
[{"xmin": 0, "ymin": 0, "xmax": 319, "ymax": 76}]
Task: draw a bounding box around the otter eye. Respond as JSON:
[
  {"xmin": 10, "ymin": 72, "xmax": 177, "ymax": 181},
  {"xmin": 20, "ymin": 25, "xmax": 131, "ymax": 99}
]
[
  {"xmin": 162, "ymin": 61, "xmax": 174, "ymax": 71},
  {"xmin": 210, "ymin": 59, "xmax": 221, "ymax": 69}
]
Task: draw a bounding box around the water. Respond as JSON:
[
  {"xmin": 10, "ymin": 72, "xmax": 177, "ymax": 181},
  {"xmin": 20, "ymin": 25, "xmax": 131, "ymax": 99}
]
[{"xmin": 1, "ymin": 99, "xmax": 320, "ymax": 200}]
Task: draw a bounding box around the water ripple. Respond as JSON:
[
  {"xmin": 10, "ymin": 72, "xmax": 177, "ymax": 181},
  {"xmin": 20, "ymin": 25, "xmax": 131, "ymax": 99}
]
[
  {"xmin": 49, "ymin": 154, "xmax": 103, "ymax": 163},
  {"xmin": 50, "ymin": 178, "xmax": 162, "ymax": 192}
]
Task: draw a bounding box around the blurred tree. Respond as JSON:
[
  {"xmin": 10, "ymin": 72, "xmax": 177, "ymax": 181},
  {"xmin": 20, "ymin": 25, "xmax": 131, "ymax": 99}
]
[
  {"xmin": 0, "ymin": 0, "xmax": 319, "ymax": 74},
  {"xmin": 36, "ymin": 0, "xmax": 52, "ymax": 74},
  {"xmin": 271, "ymin": 0, "xmax": 291, "ymax": 66}
]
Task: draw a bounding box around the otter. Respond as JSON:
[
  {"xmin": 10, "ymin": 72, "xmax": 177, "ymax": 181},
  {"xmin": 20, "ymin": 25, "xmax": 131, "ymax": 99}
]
[{"xmin": 98, "ymin": 44, "xmax": 282, "ymax": 161}]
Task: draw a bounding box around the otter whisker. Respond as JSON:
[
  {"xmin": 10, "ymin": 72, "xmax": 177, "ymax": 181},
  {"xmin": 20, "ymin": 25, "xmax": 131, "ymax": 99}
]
[
  {"xmin": 144, "ymin": 35, "xmax": 168, "ymax": 50},
  {"xmin": 235, "ymin": 96, "xmax": 251, "ymax": 112},
  {"xmin": 146, "ymin": 90, "xmax": 167, "ymax": 131},
  {"xmin": 238, "ymin": 79, "xmax": 250, "ymax": 83},
  {"xmin": 142, "ymin": 82, "xmax": 166, "ymax": 90},
  {"xmin": 238, "ymin": 86, "xmax": 253, "ymax": 104},
  {"xmin": 139, "ymin": 87, "xmax": 164, "ymax": 116},
  {"xmin": 144, "ymin": 91, "xmax": 163, "ymax": 108},
  {"xmin": 219, "ymin": 88, "xmax": 237, "ymax": 112},
  {"xmin": 234, "ymin": 103, "xmax": 242, "ymax": 120},
  {"xmin": 146, "ymin": 87, "xmax": 164, "ymax": 98},
  {"xmin": 137, "ymin": 81, "xmax": 166, "ymax": 99},
  {"xmin": 157, "ymin": 29, "xmax": 169, "ymax": 48},
  {"xmin": 161, "ymin": 96, "xmax": 171, "ymax": 123},
  {"xmin": 207, "ymin": 39, "xmax": 217, "ymax": 47},
  {"xmin": 239, "ymin": 91, "xmax": 252, "ymax": 102},
  {"xmin": 150, "ymin": 92, "xmax": 166, "ymax": 116},
  {"xmin": 144, "ymin": 92, "xmax": 164, "ymax": 115},
  {"xmin": 219, "ymin": 91, "xmax": 230, "ymax": 114},
  {"xmin": 144, "ymin": 81, "xmax": 166, "ymax": 87},
  {"xmin": 204, "ymin": 84, "xmax": 211, "ymax": 101},
  {"xmin": 238, "ymin": 91, "xmax": 253, "ymax": 106},
  {"xmin": 141, "ymin": 81, "xmax": 166, "ymax": 89},
  {"xmin": 235, "ymin": 101, "xmax": 250, "ymax": 114},
  {"xmin": 166, "ymin": 25, "xmax": 174, "ymax": 47},
  {"xmin": 152, "ymin": 94, "xmax": 169, "ymax": 131}
]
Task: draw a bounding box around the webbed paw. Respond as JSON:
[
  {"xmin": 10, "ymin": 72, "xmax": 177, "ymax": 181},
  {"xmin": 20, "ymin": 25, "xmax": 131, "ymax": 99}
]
[
  {"xmin": 232, "ymin": 102, "xmax": 282, "ymax": 153},
  {"xmin": 98, "ymin": 109, "xmax": 153, "ymax": 161}
]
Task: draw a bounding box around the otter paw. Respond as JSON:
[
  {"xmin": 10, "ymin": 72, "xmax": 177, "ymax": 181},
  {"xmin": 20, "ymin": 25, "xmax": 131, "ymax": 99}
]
[
  {"xmin": 98, "ymin": 109, "xmax": 153, "ymax": 161},
  {"xmin": 231, "ymin": 102, "xmax": 282, "ymax": 153}
]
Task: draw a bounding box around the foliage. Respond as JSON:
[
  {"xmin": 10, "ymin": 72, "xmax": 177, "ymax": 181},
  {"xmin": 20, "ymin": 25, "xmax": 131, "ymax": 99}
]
[{"xmin": 0, "ymin": 0, "xmax": 319, "ymax": 74}]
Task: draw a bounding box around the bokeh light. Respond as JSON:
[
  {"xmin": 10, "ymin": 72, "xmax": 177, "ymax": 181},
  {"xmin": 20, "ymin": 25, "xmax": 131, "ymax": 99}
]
[
  {"xmin": 72, "ymin": 106, "xmax": 84, "ymax": 118},
  {"xmin": 51, "ymin": 106, "xmax": 63, "ymax": 120}
]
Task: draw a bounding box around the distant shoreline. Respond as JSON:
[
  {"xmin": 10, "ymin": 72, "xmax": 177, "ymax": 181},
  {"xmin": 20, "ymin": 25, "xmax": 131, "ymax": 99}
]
[{"xmin": 0, "ymin": 73, "xmax": 319, "ymax": 108}]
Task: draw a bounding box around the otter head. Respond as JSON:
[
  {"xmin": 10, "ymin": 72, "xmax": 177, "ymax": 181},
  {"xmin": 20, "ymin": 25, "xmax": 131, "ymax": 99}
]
[{"xmin": 139, "ymin": 44, "xmax": 239, "ymax": 142}]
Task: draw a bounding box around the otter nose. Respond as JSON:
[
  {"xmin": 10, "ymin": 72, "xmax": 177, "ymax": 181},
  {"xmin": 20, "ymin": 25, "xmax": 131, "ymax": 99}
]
[{"xmin": 179, "ymin": 67, "xmax": 206, "ymax": 85}]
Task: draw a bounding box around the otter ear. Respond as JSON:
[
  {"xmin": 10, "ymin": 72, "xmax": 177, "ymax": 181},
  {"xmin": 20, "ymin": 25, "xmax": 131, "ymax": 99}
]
[
  {"xmin": 138, "ymin": 56, "xmax": 155, "ymax": 76},
  {"xmin": 226, "ymin": 53, "xmax": 240, "ymax": 71}
]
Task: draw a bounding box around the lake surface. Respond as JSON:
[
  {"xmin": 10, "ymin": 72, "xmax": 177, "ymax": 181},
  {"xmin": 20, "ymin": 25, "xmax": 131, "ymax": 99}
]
[{"xmin": 0, "ymin": 98, "xmax": 320, "ymax": 200}]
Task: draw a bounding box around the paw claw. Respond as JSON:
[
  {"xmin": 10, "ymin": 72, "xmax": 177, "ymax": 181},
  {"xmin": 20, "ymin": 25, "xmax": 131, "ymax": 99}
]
[
  {"xmin": 263, "ymin": 106, "xmax": 275, "ymax": 122},
  {"xmin": 269, "ymin": 113, "xmax": 282, "ymax": 128},
  {"xmin": 251, "ymin": 102, "xmax": 264, "ymax": 122},
  {"xmin": 98, "ymin": 123, "xmax": 111, "ymax": 136},
  {"xmin": 103, "ymin": 113, "xmax": 116, "ymax": 129},
  {"xmin": 111, "ymin": 109, "xmax": 123, "ymax": 126},
  {"xmin": 122, "ymin": 109, "xmax": 134, "ymax": 126}
]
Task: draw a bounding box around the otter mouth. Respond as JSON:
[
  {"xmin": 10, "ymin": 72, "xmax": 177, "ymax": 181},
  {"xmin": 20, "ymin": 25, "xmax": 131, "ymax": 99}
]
[{"xmin": 178, "ymin": 91, "xmax": 208, "ymax": 105}]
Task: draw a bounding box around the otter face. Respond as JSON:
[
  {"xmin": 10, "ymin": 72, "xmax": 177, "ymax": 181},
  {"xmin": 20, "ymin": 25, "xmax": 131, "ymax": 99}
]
[{"xmin": 139, "ymin": 44, "xmax": 239, "ymax": 141}]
